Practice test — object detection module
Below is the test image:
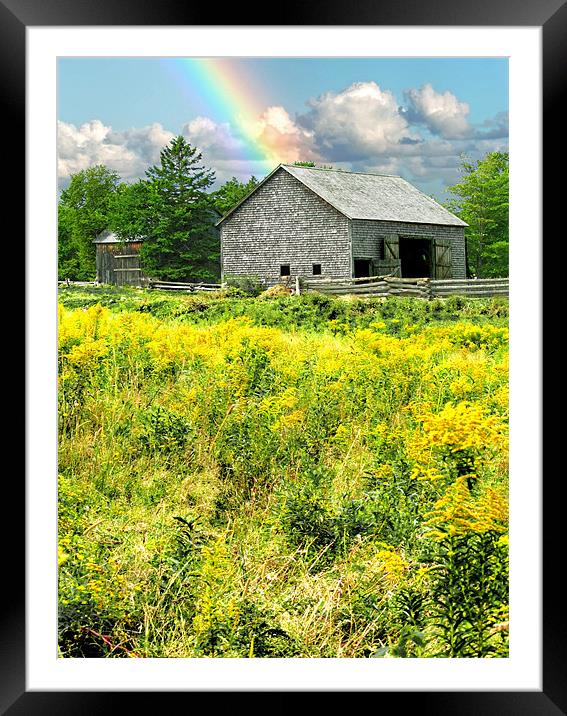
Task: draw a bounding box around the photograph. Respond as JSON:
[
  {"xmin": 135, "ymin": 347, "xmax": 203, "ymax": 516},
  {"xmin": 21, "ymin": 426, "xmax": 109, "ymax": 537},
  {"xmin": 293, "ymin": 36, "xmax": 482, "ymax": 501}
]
[
  {"xmin": 14, "ymin": 12, "xmax": 555, "ymax": 709},
  {"xmin": 56, "ymin": 55, "xmax": 511, "ymax": 660}
]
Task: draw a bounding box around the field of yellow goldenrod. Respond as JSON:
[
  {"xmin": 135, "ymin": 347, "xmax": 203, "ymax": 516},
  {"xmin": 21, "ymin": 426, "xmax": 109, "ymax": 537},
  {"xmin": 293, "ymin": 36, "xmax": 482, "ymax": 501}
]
[{"xmin": 58, "ymin": 286, "xmax": 509, "ymax": 658}]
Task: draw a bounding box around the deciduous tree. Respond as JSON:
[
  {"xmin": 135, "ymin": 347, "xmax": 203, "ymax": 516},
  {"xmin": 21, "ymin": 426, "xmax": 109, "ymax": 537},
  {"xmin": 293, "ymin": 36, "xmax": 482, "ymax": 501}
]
[
  {"xmin": 446, "ymin": 152, "xmax": 509, "ymax": 278},
  {"xmin": 58, "ymin": 165, "xmax": 121, "ymax": 280},
  {"xmin": 212, "ymin": 176, "xmax": 259, "ymax": 217}
]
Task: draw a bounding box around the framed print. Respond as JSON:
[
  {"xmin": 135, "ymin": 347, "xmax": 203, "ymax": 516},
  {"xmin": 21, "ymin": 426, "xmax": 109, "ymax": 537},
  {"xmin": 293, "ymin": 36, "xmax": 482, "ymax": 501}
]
[{"xmin": 11, "ymin": 0, "xmax": 558, "ymax": 711}]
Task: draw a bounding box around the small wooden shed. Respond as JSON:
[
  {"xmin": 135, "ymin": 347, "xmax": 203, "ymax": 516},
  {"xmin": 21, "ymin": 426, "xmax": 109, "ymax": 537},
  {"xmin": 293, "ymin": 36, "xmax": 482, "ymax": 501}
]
[{"xmin": 93, "ymin": 231, "xmax": 147, "ymax": 287}]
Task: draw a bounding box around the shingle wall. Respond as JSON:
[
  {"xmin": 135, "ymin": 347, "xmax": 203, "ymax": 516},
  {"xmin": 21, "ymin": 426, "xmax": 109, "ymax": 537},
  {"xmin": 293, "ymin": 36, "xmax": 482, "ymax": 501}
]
[{"xmin": 220, "ymin": 169, "xmax": 351, "ymax": 286}]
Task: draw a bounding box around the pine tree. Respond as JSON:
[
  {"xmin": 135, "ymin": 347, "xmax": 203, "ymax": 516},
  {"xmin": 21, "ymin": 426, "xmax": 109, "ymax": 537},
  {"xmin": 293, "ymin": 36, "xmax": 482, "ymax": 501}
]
[{"xmin": 139, "ymin": 136, "xmax": 219, "ymax": 282}]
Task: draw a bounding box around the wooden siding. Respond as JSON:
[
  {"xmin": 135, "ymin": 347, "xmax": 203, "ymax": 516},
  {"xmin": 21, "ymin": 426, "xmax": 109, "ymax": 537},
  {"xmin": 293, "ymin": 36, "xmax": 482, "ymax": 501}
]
[
  {"xmin": 95, "ymin": 241, "xmax": 146, "ymax": 287},
  {"xmin": 221, "ymin": 168, "xmax": 351, "ymax": 286}
]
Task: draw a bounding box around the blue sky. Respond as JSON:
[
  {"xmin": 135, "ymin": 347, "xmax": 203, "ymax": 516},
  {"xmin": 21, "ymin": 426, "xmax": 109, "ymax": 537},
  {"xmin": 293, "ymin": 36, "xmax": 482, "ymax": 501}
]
[{"xmin": 57, "ymin": 57, "xmax": 508, "ymax": 199}]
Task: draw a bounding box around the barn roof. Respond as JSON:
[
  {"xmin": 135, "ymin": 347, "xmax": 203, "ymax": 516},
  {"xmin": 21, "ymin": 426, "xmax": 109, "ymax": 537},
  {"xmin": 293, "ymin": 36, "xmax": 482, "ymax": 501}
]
[
  {"xmin": 282, "ymin": 165, "xmax": 467, "ymax": 226},
  {"xmin": 216, "ymin": 164, "xmax": 467, "ymax": 227}
]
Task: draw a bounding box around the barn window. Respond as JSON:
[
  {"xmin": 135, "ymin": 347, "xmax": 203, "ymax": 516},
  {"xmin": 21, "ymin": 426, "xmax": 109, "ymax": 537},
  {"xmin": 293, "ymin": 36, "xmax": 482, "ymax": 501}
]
[
  {"xmin": 312, "ymin": 263, "xmax": 322, "ymax": 275},
  {"xmin": 280, "ymin": 264, "xmax": 290, "ymax": 276},
  {"xmin": 354, "ymin": 258, "xmax": 372, "ymax": 278}
]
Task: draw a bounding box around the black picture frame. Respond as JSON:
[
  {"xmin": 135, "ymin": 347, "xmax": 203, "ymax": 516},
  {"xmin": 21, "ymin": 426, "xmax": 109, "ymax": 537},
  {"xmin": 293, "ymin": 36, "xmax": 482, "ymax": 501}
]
[{"xmin": 11, "ymin": 1, "xmax": 556, "ymax": 712}]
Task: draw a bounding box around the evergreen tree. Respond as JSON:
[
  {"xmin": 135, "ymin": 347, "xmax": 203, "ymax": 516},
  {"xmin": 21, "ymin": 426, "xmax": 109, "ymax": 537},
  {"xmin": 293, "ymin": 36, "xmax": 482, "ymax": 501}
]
[
  {"xmin": 138, "ymin": 136, "xmax": 218, "ymax": 282},
  {"xmin": 109, "ymin": 180, "xmax": 150, "ymax": 241},
  {"xmin": 446, "ymin": 152, "xmax": 509, "ymax": 278}
]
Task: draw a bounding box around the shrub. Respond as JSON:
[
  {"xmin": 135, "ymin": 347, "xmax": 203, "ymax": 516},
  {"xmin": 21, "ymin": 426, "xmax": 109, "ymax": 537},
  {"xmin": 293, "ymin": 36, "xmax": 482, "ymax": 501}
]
[
  {"xmin": 138, "ymin": 404, "xmax": 194, "ymax": 453},
  {"xmin": 224, "ymin": 274, "xmax": 264, "ymax": 296}
]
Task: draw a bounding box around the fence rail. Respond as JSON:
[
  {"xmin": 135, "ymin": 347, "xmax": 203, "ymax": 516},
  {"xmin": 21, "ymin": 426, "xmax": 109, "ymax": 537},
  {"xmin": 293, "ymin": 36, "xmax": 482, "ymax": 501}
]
[
  {"xmin": 58, "ymin": 280, "xmax": 98, "ymax": 287},
  {"xmin": 148, "ymin": 280, "xmax": 222, "ymax": 292},
  {"xmin": 302, "ymin": 275, "xmax": 508, "ymax": 299}
]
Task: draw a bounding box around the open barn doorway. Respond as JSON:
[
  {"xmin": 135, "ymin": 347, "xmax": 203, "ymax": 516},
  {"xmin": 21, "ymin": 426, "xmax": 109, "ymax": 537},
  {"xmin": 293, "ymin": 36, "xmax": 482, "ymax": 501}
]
[{"xmin": 399, "ymin": 237, "xmax": 432, "ymax": 278}]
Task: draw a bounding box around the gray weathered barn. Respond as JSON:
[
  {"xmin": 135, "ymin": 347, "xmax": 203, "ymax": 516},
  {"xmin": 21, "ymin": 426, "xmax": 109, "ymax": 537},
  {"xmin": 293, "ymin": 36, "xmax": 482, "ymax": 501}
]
[
  {"xmin": 217, "ymin": 164, "xmax": 468, "ymax": 285},
  {"xmin": 93, "ymin": 231, "xmax": 147, "ymax": 287}
]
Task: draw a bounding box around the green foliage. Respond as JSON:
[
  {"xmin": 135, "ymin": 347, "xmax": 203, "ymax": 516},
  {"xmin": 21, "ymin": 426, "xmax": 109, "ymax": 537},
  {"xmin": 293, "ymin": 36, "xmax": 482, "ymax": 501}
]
[
  {"xmin": 58, "ymin": 476, "xmax": 140, "ymax": 657},
  {"xmin": 223, "ymin": 274, "xmax": 264, "ymax": 296},
  {"xmin": 372, "ymin": 626, "xmax": 426, "ymax": 658},
  {"xmin": 135, "ymin": 136, "xmax": 219, "ymax": 282},
  {"xmin": 57, "ymin": 204, "xmax": 81, "ymax": 280},
  {"xmin": 426, "ymin": 532, "xmax": 509, "ymax": 657},
  {"xmin": 277, "ymin": 468, "xmax": 381, "ymax": 564},
  {"xmin": 211, "ymin": 176, "xmax": 259, "ymax": 216},
  {"xmin": 446, "ymin": 152, "xmax": 509, "ymax": 278},
  {"xmin": 293, "ymin": 161, "xmax": 335, "ymax": 169},
  {"xmin": 58, "ymin": 165, "xmax": 121, "ymax": 280},
  {"xmin": 109, "ymin": 180, "xmax": 150, "ymax": 240},
  {"xmin": 57, "ymin": 285, "xmax": 509, "ymax": 332},
  {"xmin": 138, "ymin": 405, "xmax": 193, "ymax": 452}
]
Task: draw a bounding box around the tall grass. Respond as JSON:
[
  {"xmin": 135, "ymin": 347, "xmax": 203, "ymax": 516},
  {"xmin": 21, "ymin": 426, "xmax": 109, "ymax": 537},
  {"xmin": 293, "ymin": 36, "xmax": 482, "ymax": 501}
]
[{"xmin": 58, "ymin": 289, "xmax": 509, "ymax": 658}]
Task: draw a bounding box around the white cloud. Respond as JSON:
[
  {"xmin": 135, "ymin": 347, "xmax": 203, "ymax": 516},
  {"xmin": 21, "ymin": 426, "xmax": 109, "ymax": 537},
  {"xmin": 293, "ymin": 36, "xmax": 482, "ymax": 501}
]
[
  {"xmin": 57, "ymin": 82, "xmax": 508, "ymax": 195},
  {"xmin": 182, "ymin": 116, "xmax": 245, "ymax": 162},
  {"xmin": 57, "ymin": 120, "xmax": 175, "ymax": 186},
  {"xmin": 474, "ymin": 110, "xmax": 509, "ymax": 139},
  {"xmin": 57, "ymin": 117, "xmax": 270, "ymax": 189},
  {"xmin": 248, "ymin": 106, "xmax": 318, "ymax": 164},
  {"xmin": 298, "ymin": 82, "xmax": 418, "ymax": 160},
  {"xmin": 403, "ymin": 84, "xmax": 471, "ymax": 139},
  {"xmin": 108, "ymin": 123, "xmax": 176, "ymax": 167},
  {"xmin": 181, "ymin": 115, "xmax": 278, "ymax": 184}
]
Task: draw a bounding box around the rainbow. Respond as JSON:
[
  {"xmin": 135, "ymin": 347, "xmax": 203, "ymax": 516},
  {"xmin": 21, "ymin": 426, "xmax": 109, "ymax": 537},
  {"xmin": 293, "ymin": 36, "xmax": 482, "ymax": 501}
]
[{"xmin": 162, "ymin": 58, "xmax": 280, "ymax": 178}]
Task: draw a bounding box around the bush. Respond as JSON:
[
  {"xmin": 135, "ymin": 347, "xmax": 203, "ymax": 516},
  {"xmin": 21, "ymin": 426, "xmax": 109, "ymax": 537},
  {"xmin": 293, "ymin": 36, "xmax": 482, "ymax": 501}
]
[
  {"xmin": 138, "ymin": 405, "xmax": 194, "ymax": 453},
  {"xmin": 224, "ymin": 274, "xmax": 264, "ymax": 296}
]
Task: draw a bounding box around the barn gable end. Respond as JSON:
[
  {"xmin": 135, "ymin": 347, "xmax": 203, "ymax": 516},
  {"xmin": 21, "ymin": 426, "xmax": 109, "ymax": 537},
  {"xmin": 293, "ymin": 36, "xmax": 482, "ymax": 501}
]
[{"xmin": 220, "ymin": 167, "xmax": 351, "ymax": 286}]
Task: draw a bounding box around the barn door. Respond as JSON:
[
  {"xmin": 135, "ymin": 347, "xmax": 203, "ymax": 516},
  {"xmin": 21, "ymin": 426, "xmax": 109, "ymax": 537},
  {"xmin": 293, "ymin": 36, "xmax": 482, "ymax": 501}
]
[
  {"xmin": 434, "ymin": 238, "xmax": 452, "ymax": 279},
  {"xmin": 381, "ymin": 234, "xmax": 401, "ymax": 277},
  {"xmin": 384, "ymin": 234, "xmax": 399, "ymax": 260}
]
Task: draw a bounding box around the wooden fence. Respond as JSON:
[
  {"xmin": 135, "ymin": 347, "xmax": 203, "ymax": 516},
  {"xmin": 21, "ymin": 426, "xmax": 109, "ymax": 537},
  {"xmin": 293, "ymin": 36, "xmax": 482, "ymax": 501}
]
[
  {"xmin": 148, "ymin": 280, "xmax": 222, "ymax": 292},
  {"xmin": 58, "ymin": 280, "xmax": 98, "ymax": 287},
  {"xmin": 59, "ymin": 276, "xmax": 508, "ymax": 299},
  {"xmin": 301, "ymin": 275, "xmax": 508, "ymax": 299},
  {"xmin": 57, "ymin": 279, "xmax": 221, "ymax": 292}
]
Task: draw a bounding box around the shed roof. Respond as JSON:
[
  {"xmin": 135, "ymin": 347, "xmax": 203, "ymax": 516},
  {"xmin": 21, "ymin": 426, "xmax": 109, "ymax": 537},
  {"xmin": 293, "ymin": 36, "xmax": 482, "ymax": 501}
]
[
  {"xmin": 93, "ymin": 230, "xmax": 144, "ymax": 244},
  {"xmin": 216, "ymin": 164, "xmax": 467, "ymax": 227}
]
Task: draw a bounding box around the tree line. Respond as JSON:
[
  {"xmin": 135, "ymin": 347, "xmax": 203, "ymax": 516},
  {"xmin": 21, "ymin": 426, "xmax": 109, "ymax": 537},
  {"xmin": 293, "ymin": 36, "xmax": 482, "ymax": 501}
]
[
  {"xmin": 58, "ymin": 136, "xmax": 259, "ymax": 282},
  {"xmin": 58, "ymin": 135, "xmax": 508, "ymax": 282}
]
